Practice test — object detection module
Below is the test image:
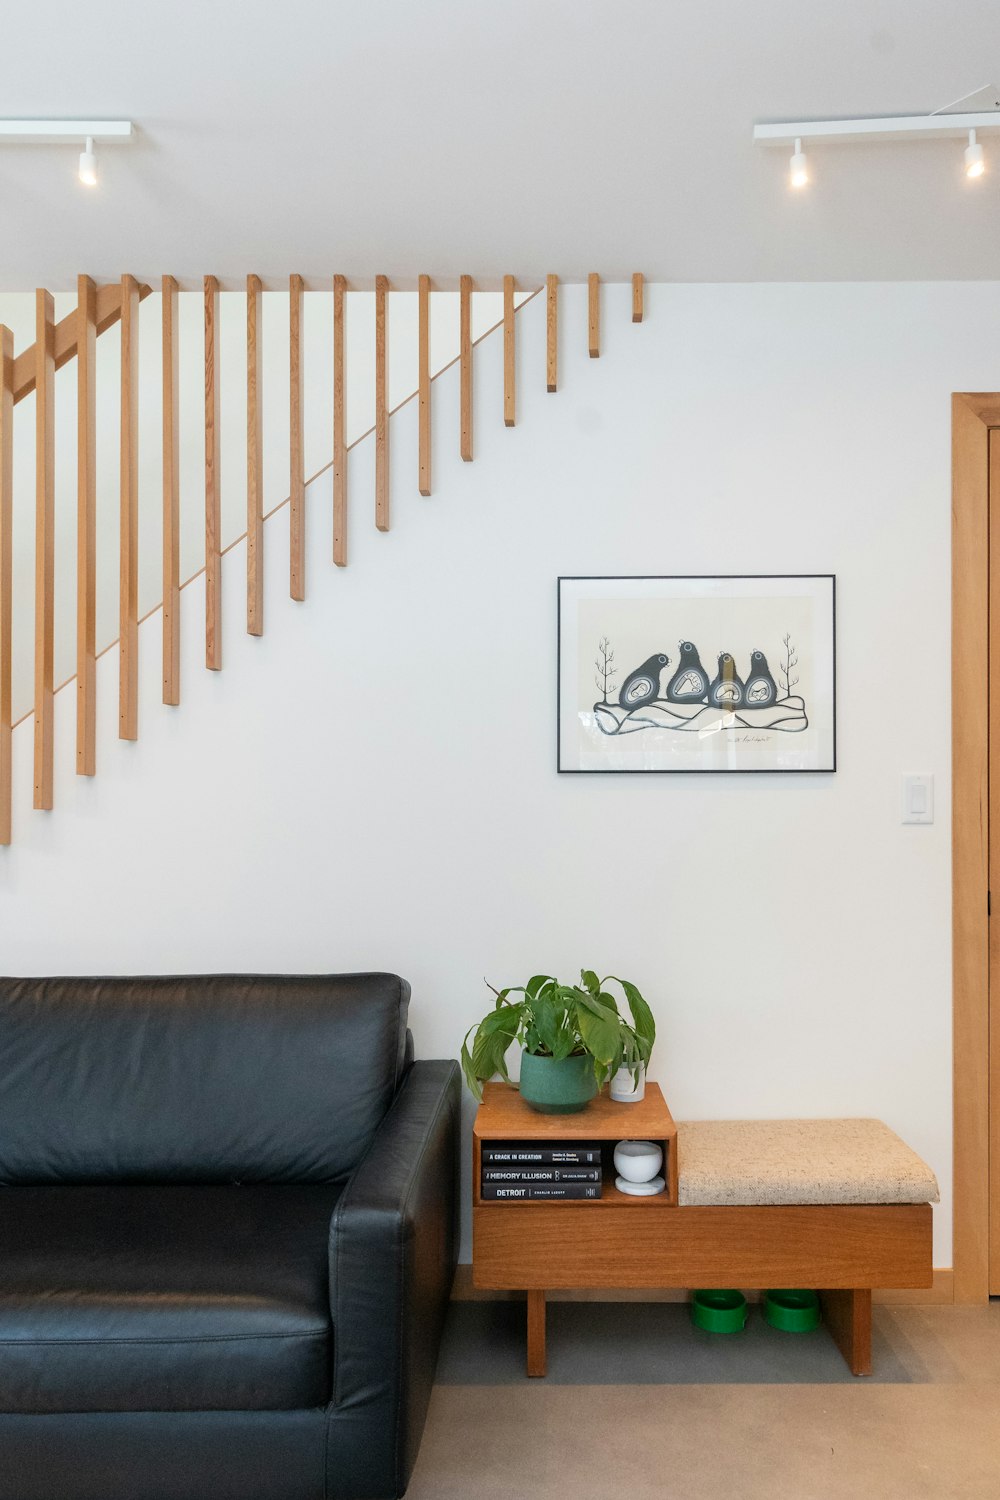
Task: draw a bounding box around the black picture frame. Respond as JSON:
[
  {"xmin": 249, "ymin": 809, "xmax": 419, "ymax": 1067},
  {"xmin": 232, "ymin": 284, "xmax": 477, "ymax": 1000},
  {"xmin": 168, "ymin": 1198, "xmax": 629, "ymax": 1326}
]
[{"xmin": 557, "ymin": 574, "xmax": 837, "ymax": 774}]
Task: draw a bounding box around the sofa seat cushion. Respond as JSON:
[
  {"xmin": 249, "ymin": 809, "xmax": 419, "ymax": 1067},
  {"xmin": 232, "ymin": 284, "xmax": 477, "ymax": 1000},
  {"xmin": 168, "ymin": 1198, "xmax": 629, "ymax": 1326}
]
[
  {"xmin": 0, "ymin": 1184, "xmax": 341, "ymax": 1414},
  {"xmin": 677, "ymin": 1119, "xmax": 940, "ymax": 1207}
]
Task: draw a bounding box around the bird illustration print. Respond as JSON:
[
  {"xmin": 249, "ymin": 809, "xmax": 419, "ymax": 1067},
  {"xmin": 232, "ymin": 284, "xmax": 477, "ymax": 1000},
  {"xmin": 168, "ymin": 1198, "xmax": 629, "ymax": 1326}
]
[
  {"xmin": 707, "ymin": 651, "xmax": 745, "ymax": 709},
  {"xmin": 665, "ymin": 640, "xmax": 709, "ymax": 704},
  {"xmin": 589, "ymin": 627, "xmax": 810, "ymax": 743},
  {"xmin": 618, "ymin": 653, "xmax": 670, "ymax": 710},
  {"xmin": 743, "ymin": 649, "xmax": 778, "ymax": 707}
]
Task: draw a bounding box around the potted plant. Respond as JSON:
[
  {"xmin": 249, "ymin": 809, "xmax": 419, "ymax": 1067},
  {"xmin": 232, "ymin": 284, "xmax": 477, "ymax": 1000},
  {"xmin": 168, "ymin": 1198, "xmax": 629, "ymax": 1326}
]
[{"xmin": 461, "ymin": 970, "xmax": 655, "ymax": 1114}]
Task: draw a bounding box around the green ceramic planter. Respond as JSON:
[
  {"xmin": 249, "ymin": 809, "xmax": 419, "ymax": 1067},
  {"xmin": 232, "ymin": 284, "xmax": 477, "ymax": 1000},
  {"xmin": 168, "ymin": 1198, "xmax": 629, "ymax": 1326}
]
[{"xmin": 518, "ymin": 1050, "xmax": 597, "ymax": 1114}]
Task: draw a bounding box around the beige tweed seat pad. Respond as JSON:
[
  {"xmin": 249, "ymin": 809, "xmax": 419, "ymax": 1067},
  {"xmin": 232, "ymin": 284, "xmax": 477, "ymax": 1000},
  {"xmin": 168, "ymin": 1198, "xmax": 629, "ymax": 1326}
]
[{"xmin": 677, "ymin": 1118, "xmax": 940, "ymax": 1207}]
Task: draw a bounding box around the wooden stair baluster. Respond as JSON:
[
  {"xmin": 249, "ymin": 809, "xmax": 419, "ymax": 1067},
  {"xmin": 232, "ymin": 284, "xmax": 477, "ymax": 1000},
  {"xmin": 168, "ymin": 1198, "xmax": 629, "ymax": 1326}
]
[
  {"xmin": 76, "ymin": 276, "xmax": 97, "ymax": 772},
  {"xmin": 546, "ymin": 275, "xmax": 558, "ymax": 392},
  {"xmin": 247, "ymin": 274, "xmax": 264, "ymax": 634},
  {"xmin": 119, "ymin": 274, "xmax": 140, "ymax": 741},
  {"xmin": 333, "ymin": 275, "xmax": 347, "ymax": 565},
  {"xmin": 632, "ymin": 272, "xmax": 644, "ymax": 324},
  {"xmin": 289, "ymin": 273, "xmax": 305, "ymax": 600},
  {"xmin": 375, "ymin": 275, "xmax": 389, "ymax": 532},
  {"xmin": 162, "ymin": 275, "xmax": 180, "ymax": 703},
  {"xmin": 503, "ymin": 275, "xmax": 516, "ymax": 428},
  {"xmin": 418, "ymin": 274, "xmax": 431, "ymax": 495},
  {"xmin": 33, "ymin": 289, "xmax": 55, "ymax": 807},
  {"xmin": 460, "ymin": 275, "xmax": 473, "ymax": 460},
  {"xmin": 204, "ymin": 276, "xmax": 222, "ymax": 671},
  {"xmin": 588, "ymin": 273, "xmax": 600, "ymax": 358}
]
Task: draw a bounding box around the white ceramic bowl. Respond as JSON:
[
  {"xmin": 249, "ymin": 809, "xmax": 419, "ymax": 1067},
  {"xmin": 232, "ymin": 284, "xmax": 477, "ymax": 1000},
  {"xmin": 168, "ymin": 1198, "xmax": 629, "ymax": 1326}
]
[{"xmin": 613, "ymin": 1139, "xmax": 662, "ymax": 1183}]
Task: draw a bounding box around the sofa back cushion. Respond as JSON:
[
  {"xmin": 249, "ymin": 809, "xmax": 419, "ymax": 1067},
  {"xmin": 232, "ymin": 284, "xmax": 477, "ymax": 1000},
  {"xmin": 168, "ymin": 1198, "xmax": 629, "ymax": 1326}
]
[{"xmin": 0, "ymin": 973, "xmax": 410, "ymax": 1184}]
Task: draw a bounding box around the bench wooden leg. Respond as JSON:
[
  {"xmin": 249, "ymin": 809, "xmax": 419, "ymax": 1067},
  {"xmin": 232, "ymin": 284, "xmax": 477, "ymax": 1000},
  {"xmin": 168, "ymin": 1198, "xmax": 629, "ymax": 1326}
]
[
  {"xmin": 819, "ymin": 1288, "xmax": 872, "ymax": 1376},
  {"xmin": 527, "ymin": 1289, "xmax": 547, "ymax": 1377}
]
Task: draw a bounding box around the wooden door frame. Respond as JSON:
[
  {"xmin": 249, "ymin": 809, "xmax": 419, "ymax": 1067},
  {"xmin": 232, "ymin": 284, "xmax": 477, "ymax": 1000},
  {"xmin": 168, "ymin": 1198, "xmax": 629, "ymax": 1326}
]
[{"xmin": 952, "ymin": 393, "xmax": 1000, "ymax": 1302}]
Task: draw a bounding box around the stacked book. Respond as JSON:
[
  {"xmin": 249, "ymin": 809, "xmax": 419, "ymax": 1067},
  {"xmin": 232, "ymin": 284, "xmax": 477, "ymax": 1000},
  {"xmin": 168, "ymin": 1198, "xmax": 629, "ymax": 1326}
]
[{"xmin": 480, "ymin": 1142, "xmax": 603, "ymax": 1201}]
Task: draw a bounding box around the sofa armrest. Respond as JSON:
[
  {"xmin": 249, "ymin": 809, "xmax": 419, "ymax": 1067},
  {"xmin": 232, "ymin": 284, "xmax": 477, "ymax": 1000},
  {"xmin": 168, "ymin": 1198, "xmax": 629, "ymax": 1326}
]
[{"xmin": 327, "ymin": 1058, "xmax": 459, "ymax": 1500}]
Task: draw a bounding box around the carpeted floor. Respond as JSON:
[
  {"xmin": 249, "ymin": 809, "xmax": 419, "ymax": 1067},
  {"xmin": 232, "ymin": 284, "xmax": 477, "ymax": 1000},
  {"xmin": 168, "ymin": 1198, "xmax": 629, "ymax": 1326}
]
[{"xmin": 406, "ymin": 1300, "xmax": 1000, "ymax": 1498}]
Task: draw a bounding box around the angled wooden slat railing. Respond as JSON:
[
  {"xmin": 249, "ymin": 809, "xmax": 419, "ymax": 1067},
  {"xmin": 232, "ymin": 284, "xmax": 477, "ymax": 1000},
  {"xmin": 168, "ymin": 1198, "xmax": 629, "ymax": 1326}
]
[
  {"xmin": 204, "ymin": 276, "xmax": 222, "ymax": 671},
  {"xmin": 162, "ymin": 275, "xmax": 180, "ymax": 704},
  {"xmin": 12, "ymin": 281, "xmax": 152, "ymax": 405},
  {"xmin": 332, "ymin": 274, "xmax": 347, "ymax": 565},
  {"xmin": 546, "ymin": 275, "xmax": 558, "ymax": 393},
  {"xmin": 6, "ymin": 280, "xmax": 558, "ymax": 843},
  {"xmin": 33, "ymin": 290, "xmax": 55, "ymax": 810},
  {"xmin": 375, "ymin": 275, "xmax": 389, "ymax": 532},
  {"xmin": 460, "ymin": 274, "xmax": 473, "ymax": 461},
  {"xmin": 0, "ymin": 327, "xmax": 12, "ymax": 844},
  {"xmin": 119, "ymin": 275, "xmax": 140, "ymax": 742},
  {"xmin": 418, "ymin": 274, "xmax": 431, "ymax": 496},
  {"xmin": 76, "ymin": 275, "xmax": 97, "ymax": 774},
  {"xmin": 289, "ymin": 273, "xmax": 305, "ymax": 600},
  {"xmin": 246, "ymin": 273, "xmax": 264, "ymax": 635},
  {"xmin": 632, "ymin": 272, "xmax": 644, "ymax": 324}
]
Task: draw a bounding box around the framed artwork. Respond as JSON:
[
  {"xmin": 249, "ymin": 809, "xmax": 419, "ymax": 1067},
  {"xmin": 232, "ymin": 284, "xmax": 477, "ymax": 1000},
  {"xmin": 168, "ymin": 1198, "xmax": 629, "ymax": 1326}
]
[{"xmin": 557, "ymin": 575, "xmax": 836, "ymax": 774}]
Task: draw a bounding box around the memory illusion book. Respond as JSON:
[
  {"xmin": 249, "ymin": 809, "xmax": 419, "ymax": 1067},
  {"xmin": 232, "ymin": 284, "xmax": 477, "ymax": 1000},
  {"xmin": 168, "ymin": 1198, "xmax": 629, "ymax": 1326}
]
[
  {"xmin": 480, "ymin": 1183, "xmax": 601, "ymax": 1200},
  {"xmin": 481, "ymin": 1145, "xmax": 602, "ymax": 1165},
  {"xmin": 481, "ymin": 1167, "xmax": 602, "ymax": 1183}
]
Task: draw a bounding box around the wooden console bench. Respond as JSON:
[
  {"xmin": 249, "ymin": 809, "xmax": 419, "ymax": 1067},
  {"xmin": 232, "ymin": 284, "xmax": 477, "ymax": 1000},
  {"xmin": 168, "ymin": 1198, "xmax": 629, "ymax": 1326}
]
[{"xmin": 472, "ymin": 1085, "xmax": 937, "ymax": 1377}]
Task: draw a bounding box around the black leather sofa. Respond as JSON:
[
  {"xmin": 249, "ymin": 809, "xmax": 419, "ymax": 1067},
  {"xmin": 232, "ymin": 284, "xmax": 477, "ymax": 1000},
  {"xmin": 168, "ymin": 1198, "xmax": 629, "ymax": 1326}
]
[{"xmin": 0, "ymin": 973, "xmax": 459, "ymax": 1500}]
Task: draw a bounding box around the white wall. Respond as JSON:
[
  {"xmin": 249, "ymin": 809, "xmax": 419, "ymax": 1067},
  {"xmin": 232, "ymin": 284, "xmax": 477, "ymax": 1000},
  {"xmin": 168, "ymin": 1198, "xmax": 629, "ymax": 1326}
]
[{"xmin": 0, "ymin": 280, "xmax": 978, "ymax": 1265}]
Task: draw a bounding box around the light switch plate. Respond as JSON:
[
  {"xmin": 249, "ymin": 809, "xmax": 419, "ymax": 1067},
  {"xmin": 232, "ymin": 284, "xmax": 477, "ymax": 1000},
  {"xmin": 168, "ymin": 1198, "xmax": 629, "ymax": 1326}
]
[{"xmin": 902, "ymin": 773, "xmax": 934, "ymax": 825}]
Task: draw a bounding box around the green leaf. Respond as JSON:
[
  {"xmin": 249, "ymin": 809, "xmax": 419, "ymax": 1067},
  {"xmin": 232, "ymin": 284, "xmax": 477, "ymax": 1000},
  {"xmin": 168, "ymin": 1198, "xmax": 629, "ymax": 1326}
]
[
  {"xmin": 580, "ymin": 969, "xmax": 599, "ymax": 996},
  {"xmin": 573, "ymin": 989, "xmax": 618, "ymax": 1022},
  {"xmin": 528, "ymin": 991, "xmax": 561, "ymax": 1056},
  {"xmin": 549, "ymin": 1011, "xmax": 577, "ymax": 1060},
  {"xmin": 525, "ymin": 974, "xmax": 554, "ymax": 1001},
  {"xmin": 616, "ymin": 1036, "xmax": 643, "ymax": 1090},
  {"xmin": 597, "ymin": 989, "xmax": 620, "ymax": 1017},
  {"xmin": 494, "ymin": 985, "xmax": 528, "ymax": 1010},
  {"xmin": 468, "ymin": 1003, "xmax": 523, "ymax": 1088},
  {"xmin": 462, "ymin": 1013, "xmax": 519, "ymax": 1099},
  {"xmin": 460, "ymin": 1026, "xmax": 483, "ymax": 1101},
  {"xmin": 575, "ymin": 1002, "xmax": 621, "ymax": 1068},
  {"xmin": 471, "ymin": 1031, "xmax": 513, "ymax": 1086},
  {"xmin": 615, "ymin": 979, "xmax": 656, "ymax": 1049},
  {"xmin": 475, "ymin": 1004, "xmax": 524, "ymax": 1044}
]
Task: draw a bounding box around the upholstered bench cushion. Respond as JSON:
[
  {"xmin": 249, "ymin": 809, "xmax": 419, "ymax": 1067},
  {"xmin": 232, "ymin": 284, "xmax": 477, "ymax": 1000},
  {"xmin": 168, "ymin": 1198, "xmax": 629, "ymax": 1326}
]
[{"xmin": 677, "ymin": 1119, "xmax": 940, "ymax": 1207}]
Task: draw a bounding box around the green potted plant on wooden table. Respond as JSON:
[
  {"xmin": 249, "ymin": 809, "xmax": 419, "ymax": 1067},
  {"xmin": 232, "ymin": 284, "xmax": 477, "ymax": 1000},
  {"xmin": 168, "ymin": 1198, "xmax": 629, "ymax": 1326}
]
[{"xmin": 461, "ymin": 970, "xmax": 655, "ymax": 1114}]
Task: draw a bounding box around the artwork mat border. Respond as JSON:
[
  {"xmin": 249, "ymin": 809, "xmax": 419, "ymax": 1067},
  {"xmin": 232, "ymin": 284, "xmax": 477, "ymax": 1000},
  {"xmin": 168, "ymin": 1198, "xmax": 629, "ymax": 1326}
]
[{"xmin": 556, "ymin": 573, "xmax": 837, "ymax": 775}]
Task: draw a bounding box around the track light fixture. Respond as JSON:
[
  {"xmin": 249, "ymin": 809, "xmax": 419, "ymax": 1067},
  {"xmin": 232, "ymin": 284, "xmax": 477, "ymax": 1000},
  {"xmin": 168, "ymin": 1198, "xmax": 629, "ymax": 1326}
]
[
  {"xmin": 0, "ymin": 120, "xmax": 132, "ymax": 189},
  {"xmin": 965, "ymin": 128, "xmax": 985, "ymax": 179},
  {"xmin": 755, "ymin": 87, "xmax": 1000, "ymax": 192},
  {"xmin": 789, "ymin": 137, "xmax": 808, "ymax": 189},
  {"xmin": 78, "ymin": 135, "xmax": 97, "ymax": 187}
]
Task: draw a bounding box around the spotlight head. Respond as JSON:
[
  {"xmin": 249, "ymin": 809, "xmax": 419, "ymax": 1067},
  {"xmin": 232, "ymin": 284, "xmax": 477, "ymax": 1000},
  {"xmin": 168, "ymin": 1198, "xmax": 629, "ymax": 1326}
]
[
  {"xmin": 78, "ymin": 136, "xmax": 97, "ymax": 187},
  {"xmin": 789, "ymin": 137, "xmax": 809, "ymax": 189},
  {"xmin": 965, "ymin": 128, "xmax": 985, "ymax": 179}
]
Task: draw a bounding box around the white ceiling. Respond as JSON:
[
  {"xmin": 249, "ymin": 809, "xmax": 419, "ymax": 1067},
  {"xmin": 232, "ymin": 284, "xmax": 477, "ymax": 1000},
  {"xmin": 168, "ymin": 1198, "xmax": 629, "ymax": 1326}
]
[{"xmin": 3, "ymin": 0, "xmax": 1000, "ymax": 289}]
